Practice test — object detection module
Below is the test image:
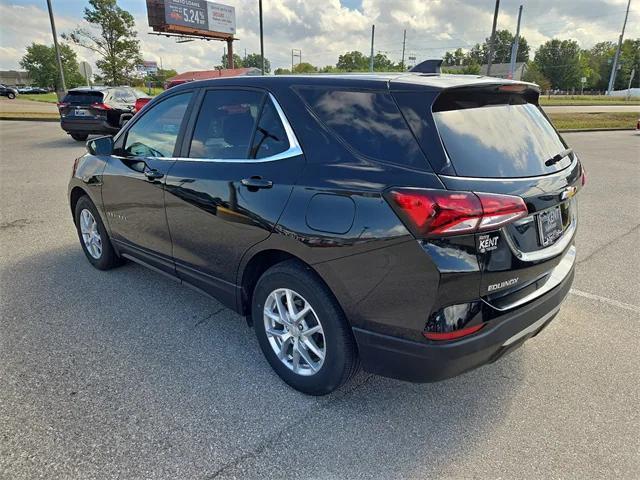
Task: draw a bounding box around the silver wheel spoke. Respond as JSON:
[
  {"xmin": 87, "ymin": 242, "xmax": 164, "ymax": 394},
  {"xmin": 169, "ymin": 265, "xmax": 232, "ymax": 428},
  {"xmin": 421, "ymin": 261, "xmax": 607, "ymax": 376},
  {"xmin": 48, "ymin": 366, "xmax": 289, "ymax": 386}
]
[
  {"xmin": 79, "ymin": 209, "xmax": 102, "ymax": 259},
  {"xmin": 302, "ymin": 337, "xmax": 324, "ymax": 361},
  {"xmin": 291, "ymin": 340, "xmax": 301, "ymax": 372},
  {"xmin": 292, "ymin": 304, "xmax": 311, "ymax": 322},
  {"xmin": 297, "ymin": 343, "xmax": 318, "ymax": 372},
  {"xmin": 303, "ymin": 324, "xmax": 321, "ymax": 336},
  {"xmin": 263, "ymin": 287, "xmax": 326, "ymax": 377},
  {"xmin": 285, "ymin": 289, "xmax": 296, "ymax": 317}
]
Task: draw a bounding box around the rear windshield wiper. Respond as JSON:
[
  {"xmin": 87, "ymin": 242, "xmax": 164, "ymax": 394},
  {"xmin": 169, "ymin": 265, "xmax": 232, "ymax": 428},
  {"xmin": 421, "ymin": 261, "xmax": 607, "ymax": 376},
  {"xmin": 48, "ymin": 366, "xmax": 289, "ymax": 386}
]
[{"xmin": 545, "ymin": 148, "xmax": 573, "ymax": 166}]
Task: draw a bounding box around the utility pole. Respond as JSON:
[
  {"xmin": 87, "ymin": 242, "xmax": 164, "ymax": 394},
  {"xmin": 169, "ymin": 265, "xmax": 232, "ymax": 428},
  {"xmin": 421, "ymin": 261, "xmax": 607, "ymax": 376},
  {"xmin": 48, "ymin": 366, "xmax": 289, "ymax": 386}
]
[
  {"xmin": 46, "ymin": 0, "xmax": 66, "ymax": 99},
  {"xmin": 369, "ymin": 25, "xmax": 375, "ymax": 72},
  {"xmin": 509, "ymin": 5, "xmax": 523, "ymax": 79},
  {"xmin": 607, "ymin": 0, "xmax": 631, "ymax": 94},
  {"xmin": 486, "ymin": 0, "xmax": 500, "ymax": 77},
  {"xmin": 291, "ymin": 49, "xmax": 301, "ymax": 72},
  {"xmin": 401, "ymin": 29, "xmax": 407, "ymax": 71},
  {"xmin": 259, "ymin": 0, "xmax": 265, "ymax": 75}
]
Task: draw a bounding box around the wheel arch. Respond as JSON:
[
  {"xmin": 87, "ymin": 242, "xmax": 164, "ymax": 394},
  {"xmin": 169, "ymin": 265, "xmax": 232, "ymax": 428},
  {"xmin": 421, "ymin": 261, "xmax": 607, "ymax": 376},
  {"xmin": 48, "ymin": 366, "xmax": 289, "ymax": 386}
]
[
  {"xmin": 69, "ymin": 186, "xmax": 89, "ymax": 222},
  {"xmin": 238, "ymin": 248, "xmax": 346, "ymax": 326}
]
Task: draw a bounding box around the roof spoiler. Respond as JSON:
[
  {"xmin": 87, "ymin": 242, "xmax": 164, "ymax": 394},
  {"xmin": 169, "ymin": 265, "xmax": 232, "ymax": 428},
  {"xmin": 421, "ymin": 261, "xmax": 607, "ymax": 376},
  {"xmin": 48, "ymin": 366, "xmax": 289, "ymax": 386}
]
[{"xmin": 410, "ymin": 59, "xmax": 443, "ymax": 74}]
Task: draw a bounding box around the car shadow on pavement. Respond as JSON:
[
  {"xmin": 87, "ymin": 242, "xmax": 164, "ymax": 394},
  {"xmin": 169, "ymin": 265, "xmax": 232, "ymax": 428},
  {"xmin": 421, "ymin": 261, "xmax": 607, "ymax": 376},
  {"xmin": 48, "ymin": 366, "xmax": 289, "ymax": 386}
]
[
  {"xmin": 35, "ymin": 136, "xmax": 93, "ymax": 150},
  {"xmin": 2, "ymin": 244, "xmax": 525, "ymax": 479}
]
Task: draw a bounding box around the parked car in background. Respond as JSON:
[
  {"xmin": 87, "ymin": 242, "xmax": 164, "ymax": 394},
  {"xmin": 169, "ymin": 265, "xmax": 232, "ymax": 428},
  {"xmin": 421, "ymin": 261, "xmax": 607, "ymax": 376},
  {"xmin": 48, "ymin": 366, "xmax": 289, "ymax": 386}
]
[
  {"xmin": 133, "ymin": 96, "xmax": 151, "ymax": 113},
  {"xmin": 0, "ymin": 84, "xmax": 18, "ymax": 99},
  {"xmin": 17, "ymin": 86, "xmax": 49, "ymax": 94},
  {"xmin": 68, "ymin": 73, "xmax": 584, "ymax": 395},
  {"xmin": 58, "ymin": 86, "xmax": 146, "ymax": 141}
]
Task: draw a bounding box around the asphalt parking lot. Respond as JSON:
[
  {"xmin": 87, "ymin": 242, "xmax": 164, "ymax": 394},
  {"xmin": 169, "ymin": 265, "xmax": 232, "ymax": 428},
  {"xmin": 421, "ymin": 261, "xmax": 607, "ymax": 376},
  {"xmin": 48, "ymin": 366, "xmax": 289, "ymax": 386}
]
[{"xmin": 1, "ymin": 121, "xmax": 638, "ymax": 479}]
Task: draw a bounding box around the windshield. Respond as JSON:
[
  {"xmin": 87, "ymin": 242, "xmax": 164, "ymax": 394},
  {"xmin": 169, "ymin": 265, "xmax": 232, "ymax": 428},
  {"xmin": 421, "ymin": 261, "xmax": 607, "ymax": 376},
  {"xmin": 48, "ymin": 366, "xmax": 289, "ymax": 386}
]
[
  {"xmin": 62, "ymin": 91, "xmax": 104, "ymax": 105},
  {"xmin": 433, "ymin": 99, "xmax": 571, "ymax": 178}
]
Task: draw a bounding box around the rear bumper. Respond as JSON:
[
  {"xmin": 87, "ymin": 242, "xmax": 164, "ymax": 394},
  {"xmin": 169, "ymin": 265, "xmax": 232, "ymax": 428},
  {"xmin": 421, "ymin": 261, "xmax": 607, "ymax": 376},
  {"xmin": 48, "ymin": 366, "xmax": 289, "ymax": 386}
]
[
  {"xmin": 60, "ymin": 118, "xmax": 119, "ymax": 134},
  {"xmin": 353, "ymin": 265, "xmax": 573, "ymax": 383}
]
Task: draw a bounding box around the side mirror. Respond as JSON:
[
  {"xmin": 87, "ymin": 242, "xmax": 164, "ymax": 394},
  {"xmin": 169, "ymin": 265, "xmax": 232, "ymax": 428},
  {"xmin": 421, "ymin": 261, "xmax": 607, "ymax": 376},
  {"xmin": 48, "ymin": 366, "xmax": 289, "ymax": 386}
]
[{"xmin": 87, "ymin": 136, "xmax": 114, "ymax": 156}]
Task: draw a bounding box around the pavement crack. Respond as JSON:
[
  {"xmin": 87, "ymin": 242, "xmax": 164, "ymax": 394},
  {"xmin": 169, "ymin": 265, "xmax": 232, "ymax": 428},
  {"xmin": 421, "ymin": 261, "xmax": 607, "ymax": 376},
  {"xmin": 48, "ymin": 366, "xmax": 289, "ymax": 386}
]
[
  {"xmin": 194, "ymin": 307, "xmax": 226, "ymax": 328},
  {"xmin": 576, "ymin": 223, "xmax": 639, "ymax": 266},
  {"xmin": 204, "ymin": 373, "xmax": 374, "ymax": 479}
]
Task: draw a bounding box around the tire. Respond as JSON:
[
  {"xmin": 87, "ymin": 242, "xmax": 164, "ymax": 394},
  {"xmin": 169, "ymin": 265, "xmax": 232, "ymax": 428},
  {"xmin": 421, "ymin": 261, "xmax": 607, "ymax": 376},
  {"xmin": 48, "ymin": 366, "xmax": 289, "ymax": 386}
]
[
  {"xmin": 7, "ymin": 92, "xmax": 15, "ymax": 99},
  {"xmin": 252, "ymin": 260, "xmax": 359, "ymax": 395},
  {"xmin": 74, "ymin": 195, "xmax": 121, "ymax": 270},
  {"xmin": 71, "ymin": 133, "xmax": 88, "ymax": 141}
]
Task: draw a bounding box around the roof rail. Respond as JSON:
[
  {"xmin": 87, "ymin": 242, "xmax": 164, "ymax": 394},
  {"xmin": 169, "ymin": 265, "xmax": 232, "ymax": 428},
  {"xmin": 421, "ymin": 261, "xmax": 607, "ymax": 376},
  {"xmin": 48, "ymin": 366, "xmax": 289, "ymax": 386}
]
[{"xmin": 410, "ymin": 59, "xmax": 443, "ymax": 74}]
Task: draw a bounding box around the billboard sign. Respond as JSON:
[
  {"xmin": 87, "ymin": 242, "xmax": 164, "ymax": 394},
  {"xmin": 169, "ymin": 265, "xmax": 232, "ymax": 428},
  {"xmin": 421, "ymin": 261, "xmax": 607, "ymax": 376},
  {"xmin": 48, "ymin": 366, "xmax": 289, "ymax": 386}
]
[{"xmin": 163, "ymin": 0, "xmax": 235, "ymax": 35}]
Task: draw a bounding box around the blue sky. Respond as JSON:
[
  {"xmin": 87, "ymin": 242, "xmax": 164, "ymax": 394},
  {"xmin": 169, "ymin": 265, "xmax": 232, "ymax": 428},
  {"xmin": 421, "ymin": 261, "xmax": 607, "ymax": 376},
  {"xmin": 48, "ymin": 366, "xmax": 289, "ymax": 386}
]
[{"xmin": 1, "ymin": 0, "xmax": 638, "ymax": 73}]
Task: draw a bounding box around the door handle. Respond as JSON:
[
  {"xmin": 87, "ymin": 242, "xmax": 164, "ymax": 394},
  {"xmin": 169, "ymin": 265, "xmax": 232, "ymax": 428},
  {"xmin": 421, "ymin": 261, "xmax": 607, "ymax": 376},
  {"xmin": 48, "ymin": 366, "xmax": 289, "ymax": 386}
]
[
  {"xmin": 144, "ymin": 169, "xmax": 164, "ymax": 180},
  {"xmin": 241, "ymin": 177, "xmax": 273, "ymax": 189}
]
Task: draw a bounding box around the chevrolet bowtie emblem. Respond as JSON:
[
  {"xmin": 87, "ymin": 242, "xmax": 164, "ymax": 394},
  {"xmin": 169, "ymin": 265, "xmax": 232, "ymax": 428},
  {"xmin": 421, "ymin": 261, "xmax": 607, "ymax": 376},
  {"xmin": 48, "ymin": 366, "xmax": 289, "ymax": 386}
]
[{"xmin": 560, "ymin": 186, "xmax": 578, "ymax": 201}]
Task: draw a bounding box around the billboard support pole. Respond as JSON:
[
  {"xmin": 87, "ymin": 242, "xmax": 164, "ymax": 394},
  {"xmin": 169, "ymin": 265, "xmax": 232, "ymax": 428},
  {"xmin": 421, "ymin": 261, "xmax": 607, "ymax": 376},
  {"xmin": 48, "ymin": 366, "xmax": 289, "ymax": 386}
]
[{"xmin": 227, "ymin": 39, "xmax": 234, "ymax": 69}]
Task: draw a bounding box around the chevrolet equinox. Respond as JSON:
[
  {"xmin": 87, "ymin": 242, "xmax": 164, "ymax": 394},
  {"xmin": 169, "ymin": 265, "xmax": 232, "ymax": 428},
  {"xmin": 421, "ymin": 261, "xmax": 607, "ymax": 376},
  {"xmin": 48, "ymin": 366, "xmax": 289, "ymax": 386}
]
[{"xmin": 68, "ymin": 73, "xmax": 584, "ymax": 395}]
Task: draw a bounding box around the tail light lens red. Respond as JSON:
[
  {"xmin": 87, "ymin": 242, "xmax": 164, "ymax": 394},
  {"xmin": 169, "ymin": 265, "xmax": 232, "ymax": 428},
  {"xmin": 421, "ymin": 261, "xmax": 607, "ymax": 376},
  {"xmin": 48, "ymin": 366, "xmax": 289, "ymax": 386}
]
[
  {"xmin": 91, "ymin": 102, "xmax": 112, "ymax": 111},
  {"xmin": 385, "ymin": 188, "xmax": 528, "ymax": 238},
  {"xmin": 423, "ymin": 323, "xmax": 484, "ymax": 341},
  {"xmin": 56, "ymin": 102, "xmax": 69, "ymax": 108}
]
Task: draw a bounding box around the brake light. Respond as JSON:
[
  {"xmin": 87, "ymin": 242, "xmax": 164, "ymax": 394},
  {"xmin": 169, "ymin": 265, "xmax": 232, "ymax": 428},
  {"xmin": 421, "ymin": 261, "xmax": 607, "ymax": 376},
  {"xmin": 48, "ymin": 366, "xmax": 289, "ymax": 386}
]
[
  {"xmin": 385, "ymin": 188, "xmax": 528, "ymax": 238},
  {"xmin": 56, "ymin": 102, "xmax": 69, "ymax": 108},
  {"xmin": 423, "ymin": 324, "xmax": 484, "ymax": 341},
  {"xmin": 91, "ymin": 102, "xmax": 112, "ymax": 110}
]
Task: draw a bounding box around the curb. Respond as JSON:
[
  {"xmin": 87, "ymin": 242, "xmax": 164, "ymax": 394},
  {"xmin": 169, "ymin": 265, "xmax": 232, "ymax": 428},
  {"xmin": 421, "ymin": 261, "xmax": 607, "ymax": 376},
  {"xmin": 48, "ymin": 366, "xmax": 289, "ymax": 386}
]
[
  {"xmin": 557, "ymin": 127, "xmax": 636, "ymax": 133},
  {"xmin": 0, "ymin": 116, "xmax": 59, "ymax": 122}
]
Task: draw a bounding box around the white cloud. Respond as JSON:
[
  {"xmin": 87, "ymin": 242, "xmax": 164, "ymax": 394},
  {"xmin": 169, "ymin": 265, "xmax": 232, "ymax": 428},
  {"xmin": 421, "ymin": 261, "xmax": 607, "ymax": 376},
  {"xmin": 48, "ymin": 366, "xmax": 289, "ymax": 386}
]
[{"xmin": 0, "ymin": 0, "xmax": 638, "ymax": 74}]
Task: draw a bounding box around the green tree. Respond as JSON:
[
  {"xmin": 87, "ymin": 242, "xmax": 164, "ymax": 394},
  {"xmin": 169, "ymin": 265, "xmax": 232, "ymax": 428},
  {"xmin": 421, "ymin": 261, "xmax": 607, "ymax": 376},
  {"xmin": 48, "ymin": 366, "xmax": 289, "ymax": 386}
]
[
  {"xmin": 616, "ymin": 38, "xmax": 640, "ymax": 90},
  {"xmin": 292, "ymin": 62, "xmax": 317, "ymax": 73},
  {"xmin": 20, "ymin": 43, "xmax": 84, "ymax": 89},
  {"xmin": 274, "ymin": 67, "xmax": 291, "ymax": 75},
  {"xmin": 522, "ymin": 62, "xmax": 551, "ymax": 92},
  {"xmin": 336, "ymin": 51, "xmax": 369, "ymax": 71},
  {"xmin": 220, "ymin": 53, "xmax": 243, "ymax": 69},
  {"xmin": 534, "ymin": 39, "xmax": 583, "ymax": 89},
  {"xmin": 63, "ymin": 0, "xmax": 141, "ymax": 85},
  {"xmin": 444, "ymin": 30, "xmax": 529, "ymax": 68},
  {"xmin": 443, "ymin": 48, "xmax": 466, "ymax": 66},
  {"xmin": 490, "ymin": 29, "xmax": 529, "ymax": 64},
  {"xmin": 243, "ymin": 53, "xmax": 271, "ymax": 73},
  {"xmin": 584, "ymin": 41, "xmax": 616, "ymax": 90}
]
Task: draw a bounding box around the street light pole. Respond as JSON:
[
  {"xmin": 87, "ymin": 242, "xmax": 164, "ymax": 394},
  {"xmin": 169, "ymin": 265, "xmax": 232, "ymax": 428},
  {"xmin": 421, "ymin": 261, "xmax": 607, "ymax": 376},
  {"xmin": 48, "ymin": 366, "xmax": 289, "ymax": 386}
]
[
  {"xmin": 486, "ymin": 0, "xmax": 500, "ymax": 77},
  {"xmin": 607, "ymin": 0, "xmax": 631, "ymax": 94},
  {"xmin": 46, "ymin": 0, "xmax": 66, "ymax": 98},
  {"xmin": 509, "ymin": 5, "xmax": 523, "ymax": 79},
  {"xmin": 369, "ymin": 25, "xmax": 375, "ymax": 72},
  {"xmin": 259, "ymin": 0, "xmax": 265, "ymax": 75}
]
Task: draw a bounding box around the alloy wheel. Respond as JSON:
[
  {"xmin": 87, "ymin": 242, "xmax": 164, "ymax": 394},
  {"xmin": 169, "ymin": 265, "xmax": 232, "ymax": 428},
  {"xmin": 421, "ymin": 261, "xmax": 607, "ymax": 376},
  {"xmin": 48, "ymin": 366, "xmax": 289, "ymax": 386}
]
[
  {"xmin": 79, "ymin": 209, "xmax": 102, "ymax": 259},
  {"xmin": 263, "ymin": 288, "xmax": 326, "ymax": 376}
]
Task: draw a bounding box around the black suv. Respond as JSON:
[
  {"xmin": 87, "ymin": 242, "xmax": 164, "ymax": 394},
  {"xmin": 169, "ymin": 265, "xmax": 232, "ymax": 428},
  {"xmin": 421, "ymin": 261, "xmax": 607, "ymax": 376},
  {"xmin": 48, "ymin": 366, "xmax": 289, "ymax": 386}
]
[
  {"xmin": 68, "ymin": 73, "xmax": 584, "ymax": 395},
  {"xmin": 58, "ymin": 86, "xmax": 143, "ymax": 141}
]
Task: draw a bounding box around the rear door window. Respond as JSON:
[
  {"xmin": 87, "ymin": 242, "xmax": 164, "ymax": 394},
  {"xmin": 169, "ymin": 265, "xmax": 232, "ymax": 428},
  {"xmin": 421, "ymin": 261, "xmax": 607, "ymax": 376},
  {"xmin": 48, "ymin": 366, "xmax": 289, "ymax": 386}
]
[
  {"xmin": 295, "ymin": 87, "xmax": 427, "ymax": 169},
  {"xmin": 431, "ymin": 88, "xmax": 572, "ymax": 178},
  {"xmin": 188, "ymin": 89, "xmax": 264, "ymax": 160}
]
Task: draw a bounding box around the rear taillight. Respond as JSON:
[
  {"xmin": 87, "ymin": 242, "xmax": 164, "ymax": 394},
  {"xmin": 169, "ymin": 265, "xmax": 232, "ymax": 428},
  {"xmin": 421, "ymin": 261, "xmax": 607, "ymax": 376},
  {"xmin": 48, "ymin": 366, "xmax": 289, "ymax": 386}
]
[
  {"xmin": 581, "ymin": 166, "xmax": 587, "ymax": 186},
  {"xmin": 384, "ymin": 188, "xmax": 528, "ymax": 238},
  {"xmin": 56, "ymin": 102, "xmax": 69, "ymax": 108},
  {"xmin": 91, "ymin": 102, "xmax": 112, "ymax": 110},
  {"xmin": 423, "ymin": 324, "xmax": 484, "ymax": 341}
]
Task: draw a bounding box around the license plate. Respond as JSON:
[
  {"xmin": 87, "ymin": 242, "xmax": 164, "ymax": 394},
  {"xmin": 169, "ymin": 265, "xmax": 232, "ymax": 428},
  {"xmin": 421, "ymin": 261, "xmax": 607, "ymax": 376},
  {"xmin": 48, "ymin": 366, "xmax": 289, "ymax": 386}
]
[
  {"xmin": 537, "ymin": 205, "xmax": 563, "ymax": 247},
  {"xmin": 74, "ymin": 108, "xmax": 89, "ymax": 116}
]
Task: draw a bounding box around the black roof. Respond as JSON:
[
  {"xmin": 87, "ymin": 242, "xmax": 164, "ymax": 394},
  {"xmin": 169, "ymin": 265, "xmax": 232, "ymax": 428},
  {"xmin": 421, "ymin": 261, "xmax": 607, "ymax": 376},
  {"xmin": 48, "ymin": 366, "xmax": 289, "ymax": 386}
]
[{"xmin": 168, "ymin": 72, "xmax": 536, "ymax": 93}]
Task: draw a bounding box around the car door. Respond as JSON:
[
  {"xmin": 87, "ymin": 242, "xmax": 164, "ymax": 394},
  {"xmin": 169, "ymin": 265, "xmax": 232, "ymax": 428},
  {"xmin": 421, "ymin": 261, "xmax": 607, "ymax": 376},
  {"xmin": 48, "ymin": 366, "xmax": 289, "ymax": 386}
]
[
  {"xmin": 102, "ymin": 90, "xmax": 195, "ymax": 274},
  {"xmin": 164, "ymin": 88, "xmax": 305, "ymax": 308}
]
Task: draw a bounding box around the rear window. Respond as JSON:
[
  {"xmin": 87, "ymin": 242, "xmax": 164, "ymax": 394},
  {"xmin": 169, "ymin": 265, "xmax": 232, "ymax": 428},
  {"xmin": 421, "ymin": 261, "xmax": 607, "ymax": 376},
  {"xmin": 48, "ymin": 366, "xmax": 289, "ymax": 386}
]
[
  {"xmin": 431, "ymin": 88, "xmax": 571, "ymax": 178},
  {"xmin": 63, "ymin": 91, "xmax": 104, "ymax": 105},
  {"xmin": 295, "ymin": 87, "xmax": 427, "ymax": 169}
]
